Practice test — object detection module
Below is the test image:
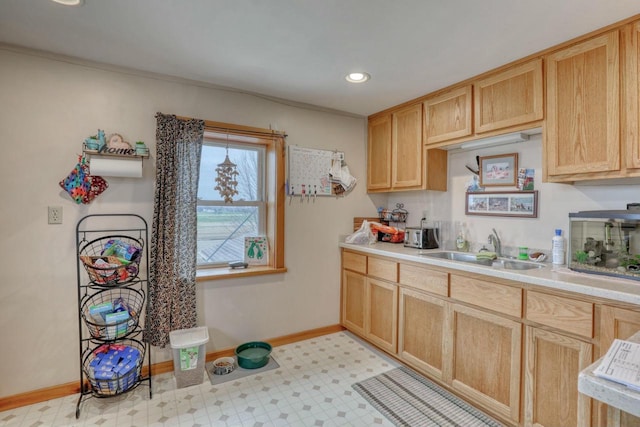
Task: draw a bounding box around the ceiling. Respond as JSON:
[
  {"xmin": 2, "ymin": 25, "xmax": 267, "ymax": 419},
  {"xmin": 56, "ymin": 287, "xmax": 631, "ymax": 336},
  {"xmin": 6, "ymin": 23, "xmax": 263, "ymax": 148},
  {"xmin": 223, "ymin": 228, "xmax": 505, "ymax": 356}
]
[{"xmin": 1, "ymin": 0, "xmax": 640, "ymax": 117}]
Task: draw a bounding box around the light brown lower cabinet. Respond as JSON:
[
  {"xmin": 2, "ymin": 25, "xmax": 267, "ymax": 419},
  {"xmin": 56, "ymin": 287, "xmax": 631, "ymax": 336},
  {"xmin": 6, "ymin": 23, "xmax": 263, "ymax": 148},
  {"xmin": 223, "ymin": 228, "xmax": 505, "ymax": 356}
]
[
  {"xmin": 398, "ymin": 287, "xmax": 448, "ymax": 380},
  {"xmin": 365, "ymin": 278, "xmax": 398, "ymax": 353},
  {"xmin": 450, "ymin": 303, "xmax": 522, "ymax": 424},
  {"xmin": 524, "ymin": 326, "xmax": 593, "ymax": 427},
  {"xmin": 340, "ymin": 251, "xmax": 640, "ymax": 427},
  {"xmin": 341, "ymin": 269, "xmax": 366, "ymax": 336},
  {"xmin": 599, "ymin": 306, "xmax": 640, "ymax": 427}
]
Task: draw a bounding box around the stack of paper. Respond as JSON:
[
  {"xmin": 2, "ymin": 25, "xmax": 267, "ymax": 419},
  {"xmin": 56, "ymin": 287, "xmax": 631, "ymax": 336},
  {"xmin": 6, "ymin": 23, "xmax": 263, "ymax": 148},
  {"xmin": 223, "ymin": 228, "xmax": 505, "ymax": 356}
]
[{"xmin": 594, "ymin": 339, "xmax": 640, "ymax": 391}]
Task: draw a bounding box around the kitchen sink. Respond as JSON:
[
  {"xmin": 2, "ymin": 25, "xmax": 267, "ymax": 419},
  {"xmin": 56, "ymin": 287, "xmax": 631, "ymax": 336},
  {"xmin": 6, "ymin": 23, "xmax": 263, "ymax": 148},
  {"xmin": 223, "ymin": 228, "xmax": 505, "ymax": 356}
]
[
  {"xmin": 420, "ymin": 251, "xmax": 545, "ymax": 270},
  {"xmin": 493, "ymin": 259, "xmax": 545, "ymax": 270},
  {"xmin": 420, "ymin": 251, "xmax": 494, "ymax": 266}
]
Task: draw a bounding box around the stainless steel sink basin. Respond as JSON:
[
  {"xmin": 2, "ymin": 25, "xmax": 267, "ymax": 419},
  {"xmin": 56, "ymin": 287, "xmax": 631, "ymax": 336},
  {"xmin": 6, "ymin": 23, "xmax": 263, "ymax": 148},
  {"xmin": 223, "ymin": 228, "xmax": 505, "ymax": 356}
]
[
  {"xmin": 493, "ymin": 259, "xmax": 545, "ymax": 270},
  {"xmin": 419, "ymin": 251, "xmax": 494, "ymax": 266},
  {"xmin": 420, "ymin": 251, "xmax": 545, "ymax": 270}
]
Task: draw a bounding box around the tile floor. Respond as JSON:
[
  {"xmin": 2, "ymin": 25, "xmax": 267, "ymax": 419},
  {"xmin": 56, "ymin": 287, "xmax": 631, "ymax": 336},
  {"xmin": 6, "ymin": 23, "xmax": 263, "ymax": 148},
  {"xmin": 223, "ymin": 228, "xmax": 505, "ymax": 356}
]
[{"xmin": 0, "ymin": 332, "xmax": 400, "ymax": 427}]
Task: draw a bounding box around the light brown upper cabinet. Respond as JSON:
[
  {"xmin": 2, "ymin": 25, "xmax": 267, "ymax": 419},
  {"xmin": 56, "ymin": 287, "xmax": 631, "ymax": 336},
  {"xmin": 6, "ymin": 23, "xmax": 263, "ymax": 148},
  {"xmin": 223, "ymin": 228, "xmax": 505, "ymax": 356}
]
[
  {"xmin": 392, "ymin": 103, "xmax": 423, "ymax": 189},
  {"xmin": 424, "ymin": 85, "xmax": 473, "ymax": 145},
  {"xmin": 623, "ymin": 22, "xmax": 640, "ymax": 171},
  {"xmin": 474, "ymin": 58, "xmax": 543, "ymax": 134},
  {"xmin": 545, "ymin": 30, "xmax": 621, "ymax": 180},
  {"xmin": 367, "ymin": 114, "xmax": 392, "ymax": 190},
  {"xmin": 368, "ymin": 103, "xmax": 448, "ymax": 192}
]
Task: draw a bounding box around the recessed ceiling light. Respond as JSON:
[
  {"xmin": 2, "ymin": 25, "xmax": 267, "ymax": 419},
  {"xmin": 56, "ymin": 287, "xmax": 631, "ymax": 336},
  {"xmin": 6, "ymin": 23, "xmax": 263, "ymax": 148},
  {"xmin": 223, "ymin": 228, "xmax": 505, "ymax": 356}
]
[
  {"xmin": 51, "ymin": 0, "xmax": 84, "ymax": 6},
  {"xmin": 345, "ymin": 72, "xmax": 371, "ymax": 83}
]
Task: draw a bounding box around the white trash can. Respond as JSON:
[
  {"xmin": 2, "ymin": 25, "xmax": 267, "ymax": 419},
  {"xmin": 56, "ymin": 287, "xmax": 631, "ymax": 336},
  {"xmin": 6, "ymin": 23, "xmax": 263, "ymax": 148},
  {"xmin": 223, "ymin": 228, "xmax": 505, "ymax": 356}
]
[{"xmin": 169, "ymin": 326, "xmax": 209, "ymax": 388}]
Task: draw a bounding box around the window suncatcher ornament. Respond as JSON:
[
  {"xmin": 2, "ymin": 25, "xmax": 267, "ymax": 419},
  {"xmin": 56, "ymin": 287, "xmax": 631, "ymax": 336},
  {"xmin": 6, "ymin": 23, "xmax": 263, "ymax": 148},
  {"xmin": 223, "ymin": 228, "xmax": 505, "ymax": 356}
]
[{"xmin": 215, "ymin": 143, "xmax": 239, "ymax": 203}]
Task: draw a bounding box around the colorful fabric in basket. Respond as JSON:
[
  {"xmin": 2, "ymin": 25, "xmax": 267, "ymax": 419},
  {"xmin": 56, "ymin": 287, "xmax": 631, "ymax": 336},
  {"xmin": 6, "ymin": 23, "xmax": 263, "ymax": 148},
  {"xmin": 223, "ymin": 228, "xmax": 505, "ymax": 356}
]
[
  {"xmin": 80, "ymin": 255, "xmax": 137, "ymax": 285},
  {"xmin": 88, "ymin": 344, "xmax": 141, "ymax": 394},
  {"xmin": 102, "ymin": 239, "xmax": 141, "ymax": 261}
]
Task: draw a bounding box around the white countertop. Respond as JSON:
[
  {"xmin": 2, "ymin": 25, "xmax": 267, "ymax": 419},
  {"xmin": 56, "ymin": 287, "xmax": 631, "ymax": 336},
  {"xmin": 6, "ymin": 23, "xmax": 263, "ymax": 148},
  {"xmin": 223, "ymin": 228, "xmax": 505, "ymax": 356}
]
[
  {"xmin": 578, "ymin": 332, "xmax": 640, "ymax": 417},
  {"xmin": 339, "ymin": 241, "xmax": 640, "ymax": 305}
]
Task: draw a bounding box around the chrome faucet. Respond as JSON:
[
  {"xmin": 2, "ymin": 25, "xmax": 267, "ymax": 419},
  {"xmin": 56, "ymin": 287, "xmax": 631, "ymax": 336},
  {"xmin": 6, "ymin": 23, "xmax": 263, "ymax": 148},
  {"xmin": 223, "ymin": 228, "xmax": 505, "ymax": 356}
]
[{"xmin": 488, "ymin": 228, "xmax": 502, "ymax": 257}]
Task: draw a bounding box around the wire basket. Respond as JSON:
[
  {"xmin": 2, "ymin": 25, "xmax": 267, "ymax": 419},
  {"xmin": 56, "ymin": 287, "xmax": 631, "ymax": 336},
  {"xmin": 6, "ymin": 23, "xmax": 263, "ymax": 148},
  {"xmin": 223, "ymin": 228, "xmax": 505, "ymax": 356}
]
[
  {"xmin": 79, "ymin": 235, "xmax": 143, "ymax": 286},
  {"xmin": 83, "ymin": 339, "xmax": 145, "ymax": 396},
  {"xmin": 80, "ymin": 287, "xmax": 144, "ymax": 340},
  {"xmin": 378, "ymin": 203, "xmax": 408, "ymax": 223}
]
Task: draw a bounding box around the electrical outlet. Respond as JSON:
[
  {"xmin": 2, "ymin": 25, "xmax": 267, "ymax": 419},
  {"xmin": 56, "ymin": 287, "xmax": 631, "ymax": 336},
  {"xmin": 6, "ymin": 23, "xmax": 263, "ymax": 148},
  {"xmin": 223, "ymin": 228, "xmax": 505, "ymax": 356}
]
[{"xmin": 48, "ymin": 206, "xmax": 63, "ymax": 224}]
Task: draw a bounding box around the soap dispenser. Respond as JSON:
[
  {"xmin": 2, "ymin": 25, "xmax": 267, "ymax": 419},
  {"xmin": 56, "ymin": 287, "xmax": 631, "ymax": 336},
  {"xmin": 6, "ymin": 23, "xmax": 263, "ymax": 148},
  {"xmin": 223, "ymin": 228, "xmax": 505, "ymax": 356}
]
[{"xmin": 456, "ymin": 230, "xmax": 468, "ymax": 251}]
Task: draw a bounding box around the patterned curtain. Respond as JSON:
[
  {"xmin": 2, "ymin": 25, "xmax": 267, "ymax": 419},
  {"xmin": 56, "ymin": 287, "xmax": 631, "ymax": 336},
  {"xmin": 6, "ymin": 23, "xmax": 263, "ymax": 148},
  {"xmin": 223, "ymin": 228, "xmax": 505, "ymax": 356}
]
[{"xmin": 146, "ymin": 113, "xmax": 204, "ymax": 348}]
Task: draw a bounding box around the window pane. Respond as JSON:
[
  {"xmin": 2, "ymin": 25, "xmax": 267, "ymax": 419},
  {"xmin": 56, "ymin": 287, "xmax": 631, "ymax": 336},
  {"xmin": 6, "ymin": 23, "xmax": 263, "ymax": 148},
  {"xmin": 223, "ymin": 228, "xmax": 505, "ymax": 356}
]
[
  {"xmin": 198, "ymin": 144, "xmax": 261, "ymax": 202},
  {"xmin": 197, "ymin": 140, "xmax": 266, "ymax": 267},
  {"xmin": 197, "ymin": 206, "xmax": 259, "ymax": 265}
]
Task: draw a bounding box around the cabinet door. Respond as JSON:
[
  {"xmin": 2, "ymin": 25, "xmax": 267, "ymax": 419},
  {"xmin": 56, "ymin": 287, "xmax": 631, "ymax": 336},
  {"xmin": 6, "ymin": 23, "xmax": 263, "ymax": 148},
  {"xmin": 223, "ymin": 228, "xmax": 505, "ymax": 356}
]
[
  {"xmin": 450, "ymin": 304, "xmax": 521, "ymax": 423},
  {"xmin": 342, "ymin": 269, "xmax": 366, "ymax": 336},
  {"xmin": 398, "ymin": 287, "xmax": 448, "ymax": 380},
  {"xmin": 365, "ymin": 278, "xmax": 398, "ymax": 353},
  {"xmin": 367, "ymin": 114, "xmax": 392, "ymax": 191},
  {"xmin": 623, "ymin": 22, "xmax": 640, "ymax": 170},
  {"xmin": 474, "ymin": 59, "xmax": 543, "ymax": 133},
  {"xmin": 424, "ymin": 85, "xmax": 472, "ymax": 144},
  {"xmin": 524, "ymin": 326, "xmax": 593, "ymax": 427},
  {"xmin": 546, "ymin": 31, "xmax": 620, "ymax": 178},
  {"xmin": 600, "ymin": 306, "xmax": 640, "ymax": 427},
  {"xmin": 391, "ymin": 103, "xmax": 423, "ymax": 189}
]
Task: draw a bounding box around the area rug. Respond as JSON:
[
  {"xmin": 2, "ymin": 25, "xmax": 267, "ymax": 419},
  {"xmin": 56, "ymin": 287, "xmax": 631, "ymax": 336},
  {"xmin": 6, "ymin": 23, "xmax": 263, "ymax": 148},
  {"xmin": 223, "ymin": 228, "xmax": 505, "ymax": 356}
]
[
  {"xmin": 353, "ymin": 366, "xmax": 504, "ymax": 427},
  {"xmin": 205, "ymin": 356, "xmax": 279, "ymax": 386}
]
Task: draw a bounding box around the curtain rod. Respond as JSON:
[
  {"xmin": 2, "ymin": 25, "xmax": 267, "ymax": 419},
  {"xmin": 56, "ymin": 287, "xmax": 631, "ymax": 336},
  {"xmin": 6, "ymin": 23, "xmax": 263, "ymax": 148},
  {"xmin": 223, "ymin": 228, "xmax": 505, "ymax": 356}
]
[{"xmin": 176, "ymin": 115, "xmax": 287, "ymax": 138}]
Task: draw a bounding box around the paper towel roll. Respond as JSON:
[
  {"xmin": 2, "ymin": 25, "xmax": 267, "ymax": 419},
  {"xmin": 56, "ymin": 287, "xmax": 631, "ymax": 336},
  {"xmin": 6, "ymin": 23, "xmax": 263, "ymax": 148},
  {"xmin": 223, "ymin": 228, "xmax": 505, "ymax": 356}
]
[{"xmin": 90, "ymin": 157, "xmax": 143, "ymax": 178}]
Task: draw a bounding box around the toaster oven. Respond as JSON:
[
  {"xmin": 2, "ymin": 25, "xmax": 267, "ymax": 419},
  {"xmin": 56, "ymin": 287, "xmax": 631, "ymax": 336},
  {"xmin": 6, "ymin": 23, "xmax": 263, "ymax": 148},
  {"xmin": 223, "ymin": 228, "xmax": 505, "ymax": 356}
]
[{"xmin": 404, "ymin": 227, "xmax": 439, "ymax": 249}]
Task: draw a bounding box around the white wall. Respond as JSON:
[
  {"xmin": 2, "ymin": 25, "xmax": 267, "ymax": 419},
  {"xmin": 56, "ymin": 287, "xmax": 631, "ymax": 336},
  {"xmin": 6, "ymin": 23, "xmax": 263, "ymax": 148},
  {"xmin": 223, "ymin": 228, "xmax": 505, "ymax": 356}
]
[
  {"xmin": 389, "ymin": 135, "xmax": 640, "ymax": 255},
  {"xmin": 0, "ymin": 48, "xmax": 376, "ymax": 397},
  {"xmin": 4, "ymin": 45, "xmax": 639, "ymax": 400}
]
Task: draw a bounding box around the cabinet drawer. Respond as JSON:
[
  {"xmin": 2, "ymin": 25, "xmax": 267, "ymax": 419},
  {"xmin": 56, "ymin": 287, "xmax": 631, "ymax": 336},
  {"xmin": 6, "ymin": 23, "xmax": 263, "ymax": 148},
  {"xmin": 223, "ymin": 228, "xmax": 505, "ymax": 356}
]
[
  {"xmin": 526, "ymin": 291, "xmax": 593, "ymax": 338},
  {"xmin": 450, "ymin": 275, "xmax": 522, "ymax": 317},
  {"xmin": 368, "ymin": 257, "xmax": 398, "ymax": 282},
  {"xmin": 399, "ymin": 263, "xmax": 448, "ymax": 296},
  {"xmin": 342, "ymin": 251, "xmax": 366, "ymax": 274}
]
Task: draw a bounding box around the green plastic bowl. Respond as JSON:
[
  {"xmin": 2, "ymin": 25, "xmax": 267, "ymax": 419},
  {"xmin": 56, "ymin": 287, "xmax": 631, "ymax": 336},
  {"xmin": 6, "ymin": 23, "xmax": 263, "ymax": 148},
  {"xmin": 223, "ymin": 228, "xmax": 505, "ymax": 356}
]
[{"xmin": 235, "ymin": 341, "xmax": 272, "ymax": 369}]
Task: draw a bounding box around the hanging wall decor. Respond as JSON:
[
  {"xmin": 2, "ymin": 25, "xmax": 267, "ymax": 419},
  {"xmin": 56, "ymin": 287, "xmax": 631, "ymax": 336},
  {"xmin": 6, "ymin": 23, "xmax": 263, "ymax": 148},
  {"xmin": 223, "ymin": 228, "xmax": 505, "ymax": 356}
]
[
  {"xmin": 214, "ymin": 145, "xmax": 239, "ymax": 203},
  {"xmin": 59, "ymin": 155, "xmax": 108, "ymax": 204},
  {"xmin": 479, "ymin": 153, "xmax": 518, "ymax": 187},
  {"xmin": 465, "ymin": 190, "xmax": 538, "ymax": 218},
  {"xmin": 59, "ymin": 155, "xmax": 91, "ymax": 204}
]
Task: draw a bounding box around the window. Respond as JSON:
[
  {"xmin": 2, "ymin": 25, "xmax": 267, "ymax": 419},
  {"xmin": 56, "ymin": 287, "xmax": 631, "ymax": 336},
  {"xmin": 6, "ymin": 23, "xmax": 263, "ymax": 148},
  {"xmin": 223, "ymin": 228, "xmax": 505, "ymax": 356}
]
[
  {"xmin": 197, "ymin": 141, "xmax": 265, "ymax": 266},
  {"xmin": 195, "ymin": 122, "xmax": 286, "ymax": 277}
]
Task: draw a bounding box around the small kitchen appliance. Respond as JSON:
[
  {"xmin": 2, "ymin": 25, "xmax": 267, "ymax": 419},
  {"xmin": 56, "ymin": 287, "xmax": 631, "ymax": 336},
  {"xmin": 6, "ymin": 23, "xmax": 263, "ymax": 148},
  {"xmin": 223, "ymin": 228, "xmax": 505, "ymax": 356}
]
[{"xmin": 404, "ymin": 226, "xmax": 439, "ymax": 249}]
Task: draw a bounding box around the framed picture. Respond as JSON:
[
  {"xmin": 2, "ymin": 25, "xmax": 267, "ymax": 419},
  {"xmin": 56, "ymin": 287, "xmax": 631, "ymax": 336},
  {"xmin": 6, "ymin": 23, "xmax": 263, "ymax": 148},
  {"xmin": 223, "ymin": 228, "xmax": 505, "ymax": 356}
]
[
  {"xmin": 465, "ymin": 191, "xmax": 538, "ymax": 218},
  {"xmin": 479, "ymin": 153, "xmax": 518, "ymax": 187},
  {"xmin": 244, "ymin": 236, "xmax": 269, "ymax": 265}
]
